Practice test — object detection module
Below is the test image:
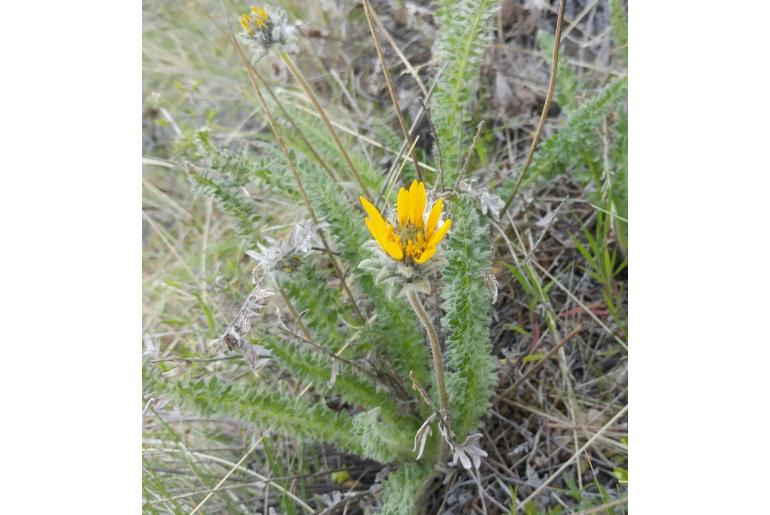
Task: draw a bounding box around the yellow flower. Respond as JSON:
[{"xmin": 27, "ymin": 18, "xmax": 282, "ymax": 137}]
[
  {"xmin": 359, "ymin": 180, "xmax": 451, "ymax": 264},
  {"xmin": 241, "ymin": 5, "xmax": 270, "ymax": 37}
]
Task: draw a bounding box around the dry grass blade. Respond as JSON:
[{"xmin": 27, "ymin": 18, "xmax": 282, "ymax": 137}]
[
  {"xmin": 496, "ymin": 324, "xmax": 583, "ymax": 402},
  {"xmin": 500, "ymin": 0, "xmax": 567, "ymax": 218},
  {"xmin": 454, "ymin": 121, "xmax": 485, "ymax": 190},
  {"xmin": 279, "ymin": 51, "xmax": 371, "ymax": 198},
  {"xmin": 367, "ymin": 5, "xmax": 429, "ymax": 98},
  {"xmin": 573, "ymin": 495, "xmax": 628, "ymax": 514},
  {"xmin": 516, "ymin": 404, "xmax": 629, "ymax": 510},
  {"xmin": 158, "ymin": 443, "xmax": 315, "ymax": 514},
  {"xmin": 362, "ymin": 0, "xmax": 424, "ymax": 182},
  {"xmin": 188, "ymin": 437, "xmax": 265, "ymax": 514}
]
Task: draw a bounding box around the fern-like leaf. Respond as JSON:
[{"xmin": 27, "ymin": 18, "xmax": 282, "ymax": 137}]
[
  {"xmin": 432, "ymin": 0, "xmax": 498, "ymax": 184},
  {"xmin": 441, "ymin": 195, "xmax": 496, "ymax": 440},
  {"xmin": 280, "ymin": 259, "xmax": 352, "ymax": 353},
  {"xmin": 351, "ymin": 408, "xmax": 415, "ymax": 463},
  {"xmin": 258, "ymin": 333, "xmax": 412, "ymax": 430},
  {"xmin": 609, "ymin": 0, "xmax": 628, "ymax": 66},
  {"xmin": 143, "ymin": 363, "xmax": 363, "ymax": 455},
  {"xmin": 378, "ymin": 463, "xmax": 434, "ymax": 515}
]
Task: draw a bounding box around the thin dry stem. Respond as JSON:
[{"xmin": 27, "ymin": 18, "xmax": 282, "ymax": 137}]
[
  {"xmin": 280, "ymin": 50, "xmax": 371, "ymax": 198},
  {"xmin": 367, "ymin": 5, "xmax": 429, "ymax": 97},
  {"xmin": 228, "ymin": 32, "xmax": 366, "ymax": 324},
  {"xmin": 247, "ymin": 65, "xmax": 340, "ymax": 184},
  {"xmin": 454, "ymin": 121, "xmax": 485, "ymax": 191},
  {"xmin": 500, "ymin": 0, "xmax": 567, "ymax": 217},
  {"xmin": 406, "ymin": 289, "xmax": 450, "ymax": 464},
  {"xmin": 362, "ymin": 0, "xmax": 424, "ymax": 182}
]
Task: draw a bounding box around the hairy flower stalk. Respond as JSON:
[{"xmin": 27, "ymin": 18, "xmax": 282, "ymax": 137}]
[
  {"xmin": 406, "ymin": 289, "xmax": 451, "ymax": 463},
  {"xmin": 359, "ymin": 180, "xmax": 453, "ymax": 462}
]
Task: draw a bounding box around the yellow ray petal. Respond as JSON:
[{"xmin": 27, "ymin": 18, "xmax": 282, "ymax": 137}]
[
  {"xmin": 415, "ymin": 246, "xmax": 436, "ymax": 264},
  {"xmin": 397, "ymin": 187, "xmax": 410, "ymax": 226},
  {"xmin": 365, "ymin": 217, "xmax": 386, "ymax": 244},
  {"xmin": 425, "ymin": 198, "xmax": 443, "ymax": 237},
  {"xmin": 409, "ymin": 181, "xmax": 426, "ymax": 227},
  {"xmin": 426, "ymin": 219, "xmax": 451, "ymax": 248},
  {"xmin": 360, "ymin": 196, "xmax": 387, "ymax": 227},
  {"xmin": 382, "ymin": 235, "xmax": 404, "ymax": 260},
  {"xmin": 407, "ymin": 180, "xmax": 417, "ymax": 225}
]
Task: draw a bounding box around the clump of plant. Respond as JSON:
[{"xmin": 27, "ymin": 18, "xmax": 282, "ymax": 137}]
[
  {"xmin": 144, "ymin": 2, "xmax": 499, "ymax": 511},
  {"xmin": 144, "ymin": 0, "xmax": 627, "ymax": 512}
]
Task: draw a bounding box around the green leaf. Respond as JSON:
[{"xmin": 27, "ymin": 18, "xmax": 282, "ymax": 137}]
[
  {"xmin": 379, "ymin": 463, "xmax": 433, "ymax": 515},
  {"xmin": 441, "ymin": 195, "xmax": 496, "ymax": 439},
  {"xmin": 432, "ymin": 0, "xmax": 498, "ymax": 184},
  {"xmin": 609, "ymin": 0, "xmax": 628, "ymax": 65},
  {"xmin": 143, "ymin": 362, "xmax": 363, "ymax": 456},
  {"xmin": 522, "ymin": 353, "xmax": 545, "ymax": 363}
]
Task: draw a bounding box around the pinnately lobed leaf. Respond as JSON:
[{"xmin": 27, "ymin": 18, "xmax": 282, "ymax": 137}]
[
  {"xmin": 495, "ymin": 75, "xmax": 628, "ymax": 200},
  {"xmin": 378, "ymin": 462, "xmax": 434, "ymax": 515},
  {"xmin": 351, "ymin": 408, "xmax": 415, "ymax": 464},
  {"xmin": 432, "ymin": 0, "xmax": 498, "ymax": 185},
  {"xmin": 143, "ymin": 362, "xmax": 364, "ymax": 456},
  {"xmin": 441, "ymin": 195, "xmax": 497, "ymax": 440},
  {"xmin": 257, "ymin": 332, "xmax": 411, "ymax": 431},
  {"xmin": 279, "ymin": 259, "xmax": 352, "ymax": 354}
]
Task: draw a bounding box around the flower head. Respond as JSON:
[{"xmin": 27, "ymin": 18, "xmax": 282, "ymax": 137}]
[
  {"xmin": 359, "ymin": 180, "xmax": 451, "ymax": 265},
  {"xmin": 241, "ymin": 6, "xmax": 270, "ymax": 35},
  {"xmin": 239, "ymin": 4, "xmax": 291, "ymax": 59}
]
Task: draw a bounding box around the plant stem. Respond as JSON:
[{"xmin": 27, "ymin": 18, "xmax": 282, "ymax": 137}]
[
  {"xmin": 279, "ymin": 50, "xmax": 371, "ymax": 199},
  {"xmin": 362, "ymin": 0, "xmax": 424, "ymax": 182},
  {"xmin": 227, "ymin": 33, "xmax": 367, "ymax": 324},
  {"xmin": 406, "ymin": 289, "xmax": 450, "ymax": 464},
  {"xmin": 500, "ymin": 0, "xmax": 566, "ymax": 218}
]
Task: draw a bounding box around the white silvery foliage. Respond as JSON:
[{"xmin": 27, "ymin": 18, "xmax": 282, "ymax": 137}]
[
  {"xmin": 246, "ymin": 219, "xmax": 326, "ymax": 272},
  {"xmin": 483, "ymin": 268, "xmax": 498, "ymax": 303},
  {"xmin": 215, "ymin": 273, "xmax": 275, "ymax": 371},
  {"xmin": 412, "ymin": 413, "xmax": 437, "ymax": 461},
  {"xmin": 457, "ymin": 179, "xmax": 505, "ymax": 220},
  {"xmin": 448, "ymin": 433, "xmax": 488, "ymax": 470}
]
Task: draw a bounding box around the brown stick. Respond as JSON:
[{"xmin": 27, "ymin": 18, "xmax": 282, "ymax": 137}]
[{"xmin": 406, "ymin": 289, "xmax": 450, "ymax": 464}]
